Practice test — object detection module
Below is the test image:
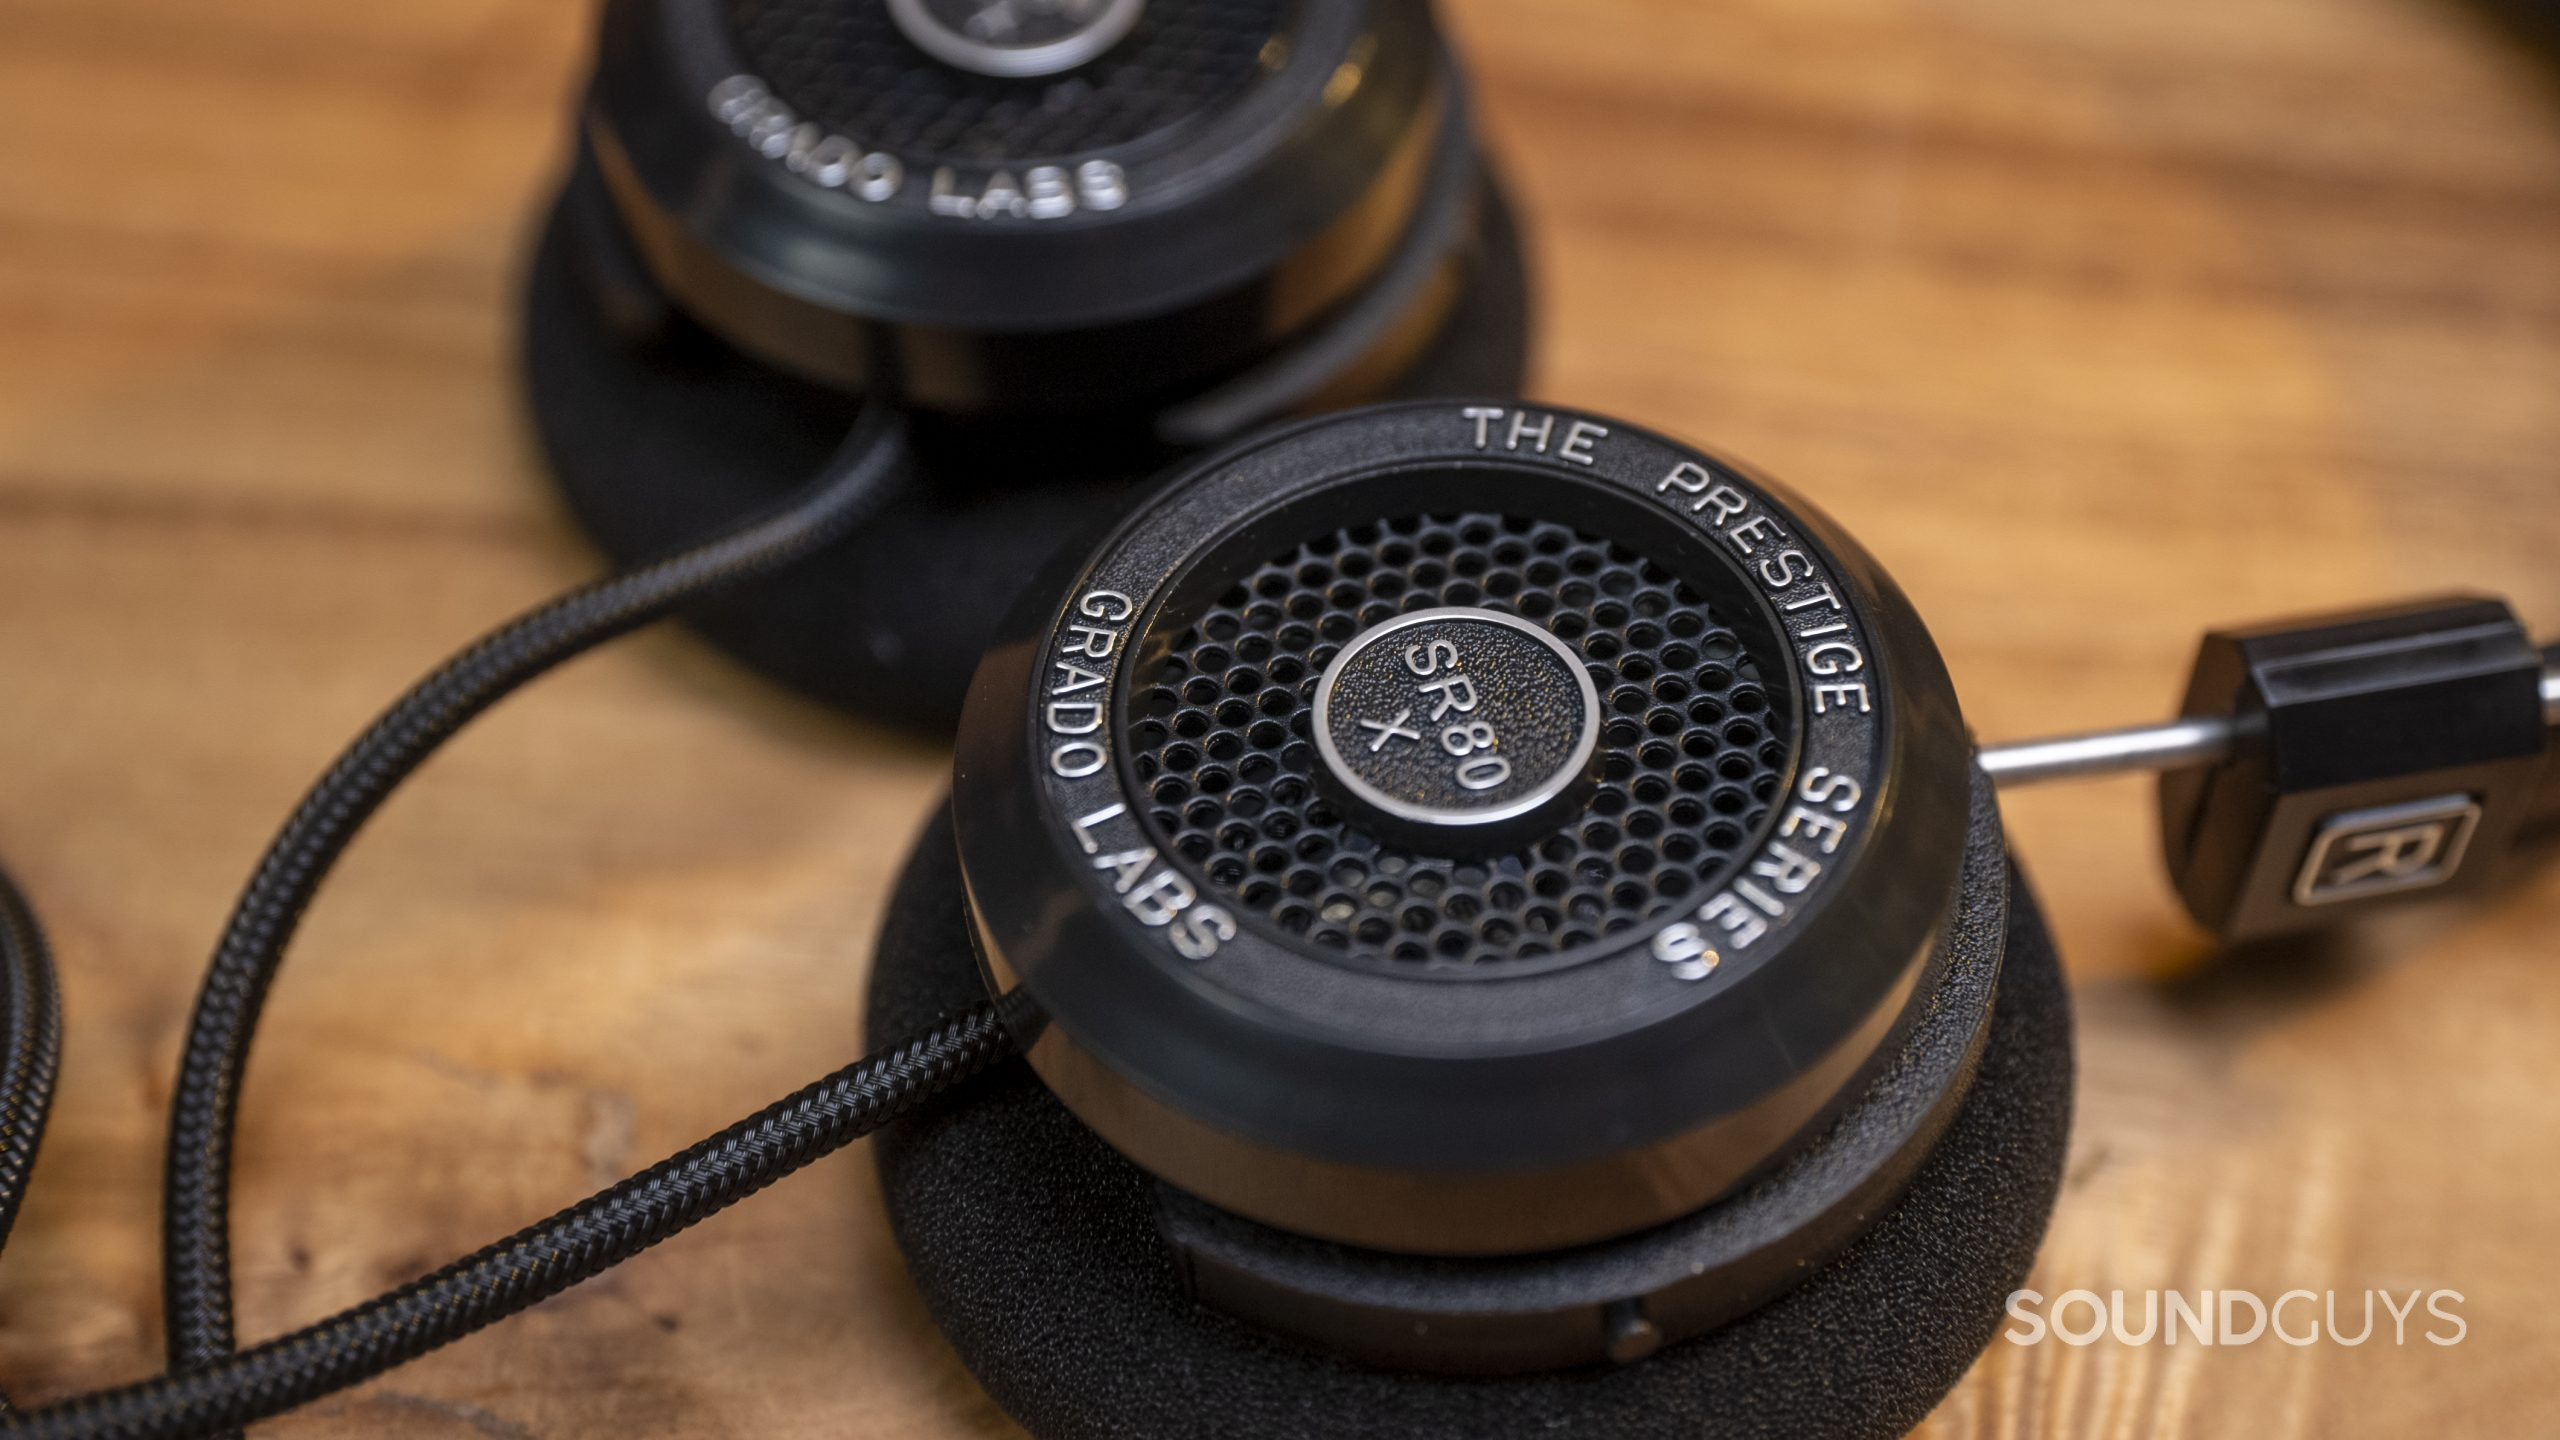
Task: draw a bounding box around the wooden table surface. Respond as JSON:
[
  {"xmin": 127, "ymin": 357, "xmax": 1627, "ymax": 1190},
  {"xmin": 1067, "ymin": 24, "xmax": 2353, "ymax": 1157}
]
[{"xmin": 2, "ymin": 0, "xmax": 2557, "ymax": 1434}]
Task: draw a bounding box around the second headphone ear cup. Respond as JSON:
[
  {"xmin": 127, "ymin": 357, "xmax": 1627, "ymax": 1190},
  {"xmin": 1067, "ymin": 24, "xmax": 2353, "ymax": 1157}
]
[
  {"xmin": 865, "ymin": 797, "xmax": 2074, "ymax": 1440},
  {"xmin": 518, "ymin": 149, "xmax": 1532, "ymax": 732}
]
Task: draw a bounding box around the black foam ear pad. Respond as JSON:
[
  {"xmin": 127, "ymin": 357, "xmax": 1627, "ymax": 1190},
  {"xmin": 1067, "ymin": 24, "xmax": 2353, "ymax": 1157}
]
[
  {"xmin": 517, "ymin": 153, "xmax": 1533, "ymax": 732},
  {"xmin": 865, "ymin": 803, "xmax": 2075, "ymax": 1440}
]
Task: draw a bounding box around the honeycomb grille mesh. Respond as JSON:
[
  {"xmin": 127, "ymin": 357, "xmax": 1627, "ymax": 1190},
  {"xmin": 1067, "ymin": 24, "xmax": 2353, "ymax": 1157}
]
[
  {"xmin": 1129, "ymin": 514, "xmax": 1790, "ymax": 970},
  {"xmin": 722, "ymin": 0, "xmax": 1291, "ymax": 164}
]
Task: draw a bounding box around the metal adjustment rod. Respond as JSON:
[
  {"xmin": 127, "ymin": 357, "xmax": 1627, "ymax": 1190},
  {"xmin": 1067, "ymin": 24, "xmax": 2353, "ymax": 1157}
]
[
  {"xmin": 1979, "ymin": 651, "xmax": 2560, "ymax": 788},
  {"xmin": 1979, "ymin": 715, "xmax": 2239, "ymax": 787},
  {"xmin": 1970, "ymin": 596, "xmax": 2559, "ymax": 941}
]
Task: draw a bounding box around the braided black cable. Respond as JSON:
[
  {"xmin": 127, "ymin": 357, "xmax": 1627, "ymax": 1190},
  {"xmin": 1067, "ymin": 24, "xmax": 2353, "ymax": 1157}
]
[
  {"xmin": 0, "ymin": 859, "xmax": 66, "ymax": 1405},
  {"xmin": 6, "ymin": 1003, "xmax": 1012, "ymax": 1440},
  {"xmin": 0, "ymin": 862, "xmax": 62, "ymax": 1268},
  {"xmin": 160, "ymin": 406, "xmax": 908, "ymax": 1394}
]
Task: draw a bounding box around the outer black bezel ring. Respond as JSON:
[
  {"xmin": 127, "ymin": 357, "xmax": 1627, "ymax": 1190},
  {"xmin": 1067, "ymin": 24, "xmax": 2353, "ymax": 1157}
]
[{"xmin": 952, "ymin": 402, "xmax": 1973, "ymax": 1255}]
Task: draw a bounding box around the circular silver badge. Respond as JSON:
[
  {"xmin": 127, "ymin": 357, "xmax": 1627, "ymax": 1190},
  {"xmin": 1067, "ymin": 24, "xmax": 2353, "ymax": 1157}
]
[
  {"xmin": 1311, "ymin": 607, "xmax": 1601, "ymax": 849},
  {"xmin": 887, "ymin": 0, "xmax": 1149, "ymax": 79}
]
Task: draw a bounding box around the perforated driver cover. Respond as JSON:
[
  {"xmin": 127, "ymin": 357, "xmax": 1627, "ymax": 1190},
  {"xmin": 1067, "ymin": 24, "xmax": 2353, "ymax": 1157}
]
[
  {"xmin": 1131, "ymin": 512, "xmax": 1791, "ymax": 970},
  {"xmin": 724, "ymin": 0, "xmax": 1293, "ymax": 162}
]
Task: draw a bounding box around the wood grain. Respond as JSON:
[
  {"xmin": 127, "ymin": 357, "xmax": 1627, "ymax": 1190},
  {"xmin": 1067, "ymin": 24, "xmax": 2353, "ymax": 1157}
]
[{"xmin": 1, "ymin": 0, "xmax": 2556, "ymax": 1434}]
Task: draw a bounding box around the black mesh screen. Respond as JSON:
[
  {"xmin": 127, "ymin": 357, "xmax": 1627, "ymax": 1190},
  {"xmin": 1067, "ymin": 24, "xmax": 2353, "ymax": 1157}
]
[
  {"xmin": 1129, "ymin": 513, "xmax": 1792, "ymax": 971},
  {"xmin": 723, "ymin": 0, "xmax": 1293, "ymax": 163}
]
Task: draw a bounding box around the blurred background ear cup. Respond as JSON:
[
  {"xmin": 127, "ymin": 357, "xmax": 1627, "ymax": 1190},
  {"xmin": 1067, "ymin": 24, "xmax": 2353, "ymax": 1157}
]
[
  {"xmin": 864, "ymin": 802, "xmax": 2074, "ymax": 1440},
  {"xmin": 518, "ymin": 149, "xmax": 1529, "ymax": 730}
]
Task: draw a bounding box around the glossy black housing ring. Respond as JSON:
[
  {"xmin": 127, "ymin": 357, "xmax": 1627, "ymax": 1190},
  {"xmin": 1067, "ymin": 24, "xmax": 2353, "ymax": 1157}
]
[
  {"xmin": 1155, "ymin": 767, "xmax": 2015, "ymax": 1371},
  {"xmin": 952, "ymin": 403, "xmax": 1975, "ymax": 1256}
]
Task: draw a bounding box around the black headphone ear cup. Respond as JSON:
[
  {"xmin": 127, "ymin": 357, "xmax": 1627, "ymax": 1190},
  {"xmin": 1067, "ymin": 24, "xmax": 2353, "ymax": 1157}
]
[
  {"xmin": 519, "ymin": 149, "xmax": 1532, "ymax": 731},
  {"xmin": 867, "ymin": 801, "xmax": 2074, "ymax": 1440}
]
